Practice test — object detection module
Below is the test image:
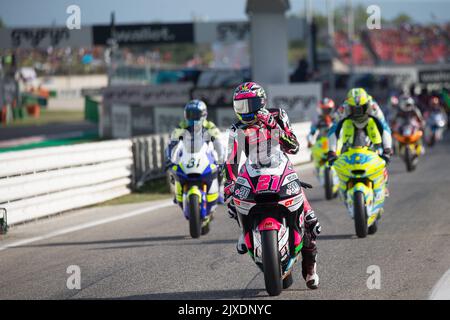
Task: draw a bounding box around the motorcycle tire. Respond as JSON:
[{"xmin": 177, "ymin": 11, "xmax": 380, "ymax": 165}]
[
  {"xmin": 405, "ymin": 145, "xmax": 415, "ymax": 172},
  {"xmin": 261, "ymin": 229, "xmax": 282, "ymax": 296},
  {"xmin": 428, "ymin": 133, "xmax": 436, "ymax": 147},
  {"xmin": 354, "ymin": 191, "xmax": 368, "ymax": 238},
  {"xmin": 188, "ymin": 194, "xmax": 202, "ymax": 239},
  {"xmin": 324, "ymin": 167, "xmax": 334, "ymax": 200}
]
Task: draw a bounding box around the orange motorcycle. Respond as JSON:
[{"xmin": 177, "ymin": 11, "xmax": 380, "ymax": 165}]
[{"xmin": 392, "ymin": 117, "xmax": 423, "ymax": 172}]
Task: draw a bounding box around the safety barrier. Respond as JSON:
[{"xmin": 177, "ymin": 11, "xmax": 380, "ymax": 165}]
[
  {"xmin": 0, "ymin": 140, "xmax": 133, "ymax": 225},
  {"xmin": 0, "ymin": 121, "xmax": 311, "ymax": 226},
  {"xmin": 132, "ymin": 134, "xmax": 171, "ymax": 188}
]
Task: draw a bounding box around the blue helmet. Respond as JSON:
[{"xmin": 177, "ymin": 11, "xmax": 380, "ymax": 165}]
[{"xmin": 184, "ymin": 100, "xmax": 207, "ymax": 127}]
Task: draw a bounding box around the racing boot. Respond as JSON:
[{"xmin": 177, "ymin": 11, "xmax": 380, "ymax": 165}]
[
  {"xmin": 236, "ymin": 233, "xmax": 248, "ymax": 255},
  {"xmin": 227, "ymin": 201, "xmax": 247, "ymax": 255},
  {"xmin": 302, "ymin": 251, "xmax": 319, "ymax": 289}
]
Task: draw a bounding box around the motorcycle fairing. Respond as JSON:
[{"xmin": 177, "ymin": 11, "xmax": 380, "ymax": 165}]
[{"xmin": 333, "ymin": 147, "xmax": 386, "ymax": 225}]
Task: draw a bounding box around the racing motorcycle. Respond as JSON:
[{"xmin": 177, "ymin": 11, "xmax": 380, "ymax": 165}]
[
  {"xmin": 425, "ymin": 110, "xmax": 447, "ymax": 147},
  {"xmin": 392, "ymin": 117, "xmax": 423, "ymax": 172},
  {"xmin": 311, "ymin": 136, "xmax": 339, "ymax": 200},
  {"xmin": 332, "ymin": 130, "xmax": 387, "ymax": 238},
  {"xmin": 169, "ymin": 130, "xmax": 220, "ymax": 238},
  {"xmin": 232, "ymin": 126, "xmax": 309, "ymax": 296}
]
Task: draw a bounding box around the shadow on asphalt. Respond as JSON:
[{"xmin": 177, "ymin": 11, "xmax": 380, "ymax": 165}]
[
  {"xmin": 110, "ymin": 289, "xmax": 263, "ymax": 300},
  {"xmin": 107, "ymin": 286, "xmax": 311, "ymax": 300},
  {"xmin": 15, "ymin": 235, "xmax": 236, "ymax": 249},
  {"xmin": 91, "ymin": 239, "xmax": 237, "ymax": 250},
  {"xmin": 318, "ymin": 234, "xmax": 355, "ymax": 240},
  {"xmin": 15, "ymin": 235, "xmax": 190, "ymax": 247}
]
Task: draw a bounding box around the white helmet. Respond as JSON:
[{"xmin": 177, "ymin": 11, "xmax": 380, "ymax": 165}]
[{"xmin": 399, "ymin": 95, "xmax": 415, "ymax": 112}]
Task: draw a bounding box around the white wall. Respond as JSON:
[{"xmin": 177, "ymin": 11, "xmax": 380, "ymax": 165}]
[{"xmin": 38, "ymin": 74, "xmax": 107, "ymax": 110}]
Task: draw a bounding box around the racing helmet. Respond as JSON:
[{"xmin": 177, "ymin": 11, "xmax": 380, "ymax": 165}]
[
  {"xmin": 233, "ymin": 82, "xmax": 267, "ymax": 124},
  {"xmin": 184, "ymin": 99, "xmax": 207, "ymax": 129},
  {"xmin": 390, "ymin": 95, "xmax": 399, "ymax": 108},
  {"xmin": 429, "ymin": 96, "xmax": 441, "ymax": 110},
  {"xmin": 319, "ymin": 97, "xmax": 335, "ymax": 115},
  {"xmin": 346, "ymin": 88, "xmax": 371, "ymax": 121},
  {"xmin": 398, "ymin": 95, "xmax": 416, "ymax": 112}
]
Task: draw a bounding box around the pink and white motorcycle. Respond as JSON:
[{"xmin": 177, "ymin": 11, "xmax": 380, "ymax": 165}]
[{"xmin": 232, "ymin": 127, "xmax": 308, "ymax": 296}]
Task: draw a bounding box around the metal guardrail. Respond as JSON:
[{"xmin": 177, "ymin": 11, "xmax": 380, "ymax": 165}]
[
  {"xmin": 132, "ymin": 133, "xmax": 170, "ymax": 189},
  {"xmin": 0, "ymin": 140, "xmax": 133, "ymax": 225},
  {"xmin": 0, "ymin": 121, "xmax": 312, "ymax": 227}
]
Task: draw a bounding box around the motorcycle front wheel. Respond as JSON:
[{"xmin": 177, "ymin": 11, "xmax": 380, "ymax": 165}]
[
  {"xmin": 354, "ymin": 191, "xmax": 368, "ymax": 238},
  {"xmin": 405, "ymin": 145, "xmax": 416, "ymax": 172},
  {"xmin": 261, "ymin": 230, "xmax": 282, "ymax": 296},
  {"xmin": 324, "ymin": 166, "xmax": 334, "ymax": 200},
  {"xmin": 188, "ymin": 194, "xmax": 202, "ymax": 239}
]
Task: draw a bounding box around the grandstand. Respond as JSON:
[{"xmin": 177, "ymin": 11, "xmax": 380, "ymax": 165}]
[{"xmin": 334, "ymin": 22, "xmax": 450, "ymax": 66}]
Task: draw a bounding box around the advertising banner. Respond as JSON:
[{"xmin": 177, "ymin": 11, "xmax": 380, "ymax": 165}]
[
  {"xmin": 103, "ymin": 83, "xmax": 192, "ymax": 106},
  {"xmin": 0, "ymin": 28, "xmax": 91, "ymax": 49},
  {"xmin": 191, "ymin": 86, "xmax": 234, "ymax": 107},
  {"xmin": 418, "ymin": 69, "xmax": 450, "ymax": 84},
  {"xmin": 215, "ymin": 107, "xmax": 236, "ymax": 129},
  {"xmin": 111, "ymin": 104, "xmax": 131, "ymax": 138},
  {"xmin": 266, "ymin": 83, "xmax": 321, "ymax": 123},
  {"xmin": 130, "ymin": 106, "xmax": 155, "ymax": 136},
  {"xmin": 93, "ymin": 23, "xmax": 194, "ymax": 46},
  {"xmin": 153, "ymin": 106, "xmax": 185, "ymax": 134}
]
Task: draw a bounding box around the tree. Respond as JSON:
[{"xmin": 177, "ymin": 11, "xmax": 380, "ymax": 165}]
[
  {"xmin": 391, "ymin": 13, "xmax": 413, "ymax": 26},
  {"xmin": 0, "ymin": 17, "xmax": 4, "ymax": 29}
]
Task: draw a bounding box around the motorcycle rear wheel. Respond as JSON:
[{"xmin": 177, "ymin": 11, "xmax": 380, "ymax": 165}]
[
  {"xmin": 261, "ymin": 230, "xmax": 282, "ymax": 296},
  {"xmin": 324, "ymin": 167, "xmax": 334, "ymax": 200},
  {"xmin": 427, "ymin": 131, "xmax": 436, "ymax": 147}
]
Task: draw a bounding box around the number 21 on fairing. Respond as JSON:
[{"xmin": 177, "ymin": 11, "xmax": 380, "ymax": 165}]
[{"xmin": 256, "ymin": 175, "xmax": 280, "ymax": 192}]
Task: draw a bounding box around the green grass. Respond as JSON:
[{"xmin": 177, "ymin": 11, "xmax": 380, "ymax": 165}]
[
  {"xmin": 98, "ymin": 178, "xmax": 172, "ymax": 206},
  {"xmin": 4, "ymin": 109, "xmax": 85, "ymax": 127},
  {"xmin": 0, "ymin": 133, "xmax": 100, "ymax": 153}
]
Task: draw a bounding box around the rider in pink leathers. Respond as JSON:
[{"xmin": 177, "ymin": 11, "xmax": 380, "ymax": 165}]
[{"xmin": 223, "ymin": 82, "xmax": 321, "ymax": 289}]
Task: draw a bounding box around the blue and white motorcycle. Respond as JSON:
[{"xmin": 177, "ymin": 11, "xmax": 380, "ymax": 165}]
[
  {"xmin": 169, "ymin": 132, "xmax": 221, "ymax": 238},
  {"xmin": 426, "ymin": 110, "xmax": 447, "ymax": 147}
]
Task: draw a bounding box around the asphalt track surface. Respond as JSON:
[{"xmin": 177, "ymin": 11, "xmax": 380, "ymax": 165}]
[{"xmin": 1, "ymin": 135, "xmax": 449, "ymax": 300}]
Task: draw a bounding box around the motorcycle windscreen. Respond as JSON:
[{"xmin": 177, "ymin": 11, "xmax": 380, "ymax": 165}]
[
  {"xmin": 246, "ymin": 128, "xmax": 283, "ymax": 169},
  {"xmin": 181, "ymin": 127, "xmax": 210, "ymax": 154}
]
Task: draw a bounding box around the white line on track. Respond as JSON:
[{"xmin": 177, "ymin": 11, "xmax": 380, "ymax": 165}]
[
  {"xmin": 429, "ymin": 268, "xmax": 450, "ymax": 300},
  {"xmin": 0, "ymin": 200, "xmax": 172, "ymax": 252},
  {"xmin": 0, "ymin": 161, "xmax": 314, "ymax": 253}
]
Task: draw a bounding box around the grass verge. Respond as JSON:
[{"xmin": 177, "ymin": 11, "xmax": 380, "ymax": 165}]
[{"xmin": 4, "ymin": 109, "xmax": 85, "ymax": 127}]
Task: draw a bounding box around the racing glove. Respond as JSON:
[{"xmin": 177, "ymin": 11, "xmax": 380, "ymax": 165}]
[
  {"xmin": 305, "ymin": 211, "xmax": 321, "ymax": 240},
  {"xmin": 327, "ymin": 151, "xmax": 338, "ymax": 166},
  {"xmin": 227, "ymin": 201, "xmax": 238, "ymax": 220},
  {"xmin": 256, "ymin": 108, "xmax": 277, "ymax": 129},
  {"xmin": 164, "ymin": 159, "xmax": 174, "ymax": 171},
  {"xmin": 380, "ymin": 148, "xmax": 392, "ymax": 165}
]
